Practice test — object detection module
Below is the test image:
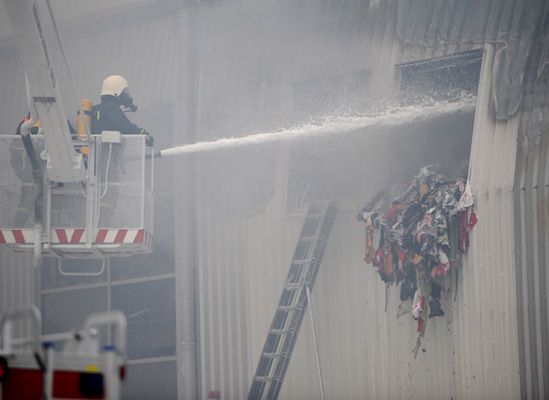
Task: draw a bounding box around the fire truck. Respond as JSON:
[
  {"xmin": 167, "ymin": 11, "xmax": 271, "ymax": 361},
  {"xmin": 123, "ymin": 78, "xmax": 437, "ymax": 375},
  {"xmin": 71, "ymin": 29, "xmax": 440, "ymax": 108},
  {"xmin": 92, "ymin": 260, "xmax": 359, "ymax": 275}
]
[{"xmin": 0, "ymin": 307, "xmax": 127, "ymax": 399}]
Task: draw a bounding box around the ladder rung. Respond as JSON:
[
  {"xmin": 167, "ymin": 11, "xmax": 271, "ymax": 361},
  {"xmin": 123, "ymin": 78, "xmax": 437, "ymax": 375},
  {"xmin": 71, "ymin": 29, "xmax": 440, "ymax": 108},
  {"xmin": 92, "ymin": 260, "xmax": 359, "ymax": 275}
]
[
  {"xmin": 299, "ymin": 234, "xmax": 320, "ymax": 242},
  {"xmin": 307, "ymin": 211, "xmax": 326, "ymax": 219},
  {"xmin": 285, "ymin": 282, "xmax": 303, "ymax": 290},
  {"xmin": 278, "ymin": 304, "xmax": 302, "ymax": 312},
  {"xmin": 262, "ymin": 352, "xmax": 283, "ymax": 359},
  {"xmin": 270, "ymin": 328, "xmax": 290, "ymax": 335},
  {"xmin": 254, "ymin": 375, "xmax": 280, "ymax": 383},
  {"xmin": 292, "ymin": 258, "xmax": 314, "ymax": 266}
]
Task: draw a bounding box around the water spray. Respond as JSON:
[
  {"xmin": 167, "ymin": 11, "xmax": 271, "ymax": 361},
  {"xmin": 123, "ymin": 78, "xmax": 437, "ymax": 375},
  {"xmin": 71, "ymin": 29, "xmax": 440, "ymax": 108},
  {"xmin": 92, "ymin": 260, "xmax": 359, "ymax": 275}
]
[{"xmin": 153, "ymin": 98, "xmax": 476, "ymax": 159}]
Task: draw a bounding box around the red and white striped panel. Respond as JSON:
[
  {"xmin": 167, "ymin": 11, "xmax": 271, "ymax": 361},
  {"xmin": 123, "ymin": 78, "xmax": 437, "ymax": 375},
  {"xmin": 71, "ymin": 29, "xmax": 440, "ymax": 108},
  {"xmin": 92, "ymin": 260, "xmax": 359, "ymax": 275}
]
[
  {"xmin": 0, "ymin": 229, "xmax": 149, "ymax": 245},
  {"xmin": 53, "ymin": 228, "xmax": 86, "ymax": 244},
  {"xmin": 0, "ymin": 229, "xmax": 34, "ymax": 244},
  {"xmin": 94, "ymin": 229, "xmax": 146, "ymax": 244}
]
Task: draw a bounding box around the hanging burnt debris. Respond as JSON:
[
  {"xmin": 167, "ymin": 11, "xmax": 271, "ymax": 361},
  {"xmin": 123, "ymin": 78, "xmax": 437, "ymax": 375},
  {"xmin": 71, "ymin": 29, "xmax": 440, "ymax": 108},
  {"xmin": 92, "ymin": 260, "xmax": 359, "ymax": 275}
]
[{"xmin": 357, "ymin": 164, "xmax": 477, "ymax": 354}]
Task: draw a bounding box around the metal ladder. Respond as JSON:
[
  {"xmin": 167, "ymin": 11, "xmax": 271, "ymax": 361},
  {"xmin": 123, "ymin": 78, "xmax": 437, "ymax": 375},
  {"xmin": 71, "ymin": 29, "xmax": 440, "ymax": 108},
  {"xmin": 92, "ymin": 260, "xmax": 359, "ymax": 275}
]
[{"xmin": 248, "ymin": 201, "xmax": 338, "ymax": 400}]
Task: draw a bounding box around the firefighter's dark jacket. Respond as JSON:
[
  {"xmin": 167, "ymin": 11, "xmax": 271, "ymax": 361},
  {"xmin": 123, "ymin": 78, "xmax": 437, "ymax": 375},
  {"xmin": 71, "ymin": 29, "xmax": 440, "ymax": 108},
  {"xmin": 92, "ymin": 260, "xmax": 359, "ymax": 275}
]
[{"xmin": 91, "ymin": 95, "xmax": 146, "ymax": 135}]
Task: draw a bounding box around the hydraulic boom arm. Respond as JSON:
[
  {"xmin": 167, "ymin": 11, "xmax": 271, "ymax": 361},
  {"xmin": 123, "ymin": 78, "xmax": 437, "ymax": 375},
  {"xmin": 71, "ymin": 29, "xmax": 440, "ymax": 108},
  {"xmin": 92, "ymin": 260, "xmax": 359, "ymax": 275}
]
[{"xmin": 3, "ymin": 0, "xmax": 84, "ymax": 182}]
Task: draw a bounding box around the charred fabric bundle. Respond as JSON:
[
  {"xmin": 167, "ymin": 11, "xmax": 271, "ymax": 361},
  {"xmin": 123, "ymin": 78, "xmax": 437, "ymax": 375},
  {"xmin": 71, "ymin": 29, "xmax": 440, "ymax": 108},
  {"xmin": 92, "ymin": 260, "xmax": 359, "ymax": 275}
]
[{"xmin": 357, "ymin": 165, "xmax": 476, "ymax": 348}]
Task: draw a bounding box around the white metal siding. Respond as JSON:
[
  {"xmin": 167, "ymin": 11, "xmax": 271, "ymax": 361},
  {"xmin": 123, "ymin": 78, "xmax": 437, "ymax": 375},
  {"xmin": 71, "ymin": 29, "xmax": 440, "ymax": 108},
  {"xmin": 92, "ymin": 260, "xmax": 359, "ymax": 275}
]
[
  {"xmin": 453, "ymin": 44, "xmax": 521, "ymax": 400},
  {"xmin": 241, "ymin": 46, "xmax": 524, "ymax": 397},
  {"xmin": 0, "ymin": 248, "xmax": 36, "ymax": 338},
  {"xmin": 0, "ymin": 47, "xmax": 26, "ymax": 134},
  {"xmin": 262, "ymin": 208, "xmax": 459, "ymax": 400},
  {"xmin": 190, "ymin": 3, "xmax": 528, "ymax": 398},
  {"xmin": 195, "ymin": 198, "xmax": 253, "ymax": 400},
  {"xmin": 513, "ymin": 25, "xmax": 549, "ymax": 400}
]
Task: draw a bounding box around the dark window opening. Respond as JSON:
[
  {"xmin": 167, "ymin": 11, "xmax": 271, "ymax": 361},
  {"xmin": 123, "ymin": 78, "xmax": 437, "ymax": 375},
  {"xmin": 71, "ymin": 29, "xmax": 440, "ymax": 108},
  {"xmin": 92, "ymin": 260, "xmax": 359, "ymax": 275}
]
[{"xmin": 396, "ymin": 49, "xmax": 483, "ymax": 104}]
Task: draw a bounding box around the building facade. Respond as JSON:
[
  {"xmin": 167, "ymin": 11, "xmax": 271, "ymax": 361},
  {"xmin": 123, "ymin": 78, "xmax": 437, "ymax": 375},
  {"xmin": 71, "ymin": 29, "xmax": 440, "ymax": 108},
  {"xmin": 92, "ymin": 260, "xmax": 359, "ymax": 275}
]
[{"xmin": 0, "ymin": 0, "xmax": 548, "ymax": 399}]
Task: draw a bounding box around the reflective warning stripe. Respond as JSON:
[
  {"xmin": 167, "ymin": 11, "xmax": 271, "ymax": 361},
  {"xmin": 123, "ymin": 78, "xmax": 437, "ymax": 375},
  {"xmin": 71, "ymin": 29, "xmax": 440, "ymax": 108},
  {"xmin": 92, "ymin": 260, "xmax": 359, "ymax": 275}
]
[
  {"xmin": 0, "ymin": 229, "xmax": 148, "ymax": 245},
  {"xmin": 0, "ymin": 230, "xmax": 32, "ymax": 244},
  {"xmin": 55, "ymin": 229, "xmax": 68, "ymax": 243},
  {"xmin": 114, "ymin": 229, "xmax": 128, "ymax": 243},
  {"xmin": 71, "ymin": 229, "xmax": 85, "ymax": 243},
  {"xmin": 95, "ymin": 229, "xmax": 108, "ymax": 244},
  {"xmin": 55, "ymin": 229, "xmax": 87, "ymax": 244},
  {"xmin": 96, "ymin": 229, "xmax": 146, "ymax": 244},
  {"xmin": 134, "ymin": 229, "xmax": 144, "ymax": 244},
  {"xmin": 104, "ymin": 230, "xmax": 118, "ymax": 243},
  {"xmin": 12, "ymin": 230, "xmax": 25, "ymax": 243}
]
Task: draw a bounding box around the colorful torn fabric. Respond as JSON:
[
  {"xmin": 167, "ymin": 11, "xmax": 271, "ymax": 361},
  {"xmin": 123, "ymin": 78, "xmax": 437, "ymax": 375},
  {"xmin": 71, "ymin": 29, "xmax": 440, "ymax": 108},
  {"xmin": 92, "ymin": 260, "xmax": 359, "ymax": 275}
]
[{"xmin": 357, "ymin": 164, "xmax": 476, "ymax": 344}]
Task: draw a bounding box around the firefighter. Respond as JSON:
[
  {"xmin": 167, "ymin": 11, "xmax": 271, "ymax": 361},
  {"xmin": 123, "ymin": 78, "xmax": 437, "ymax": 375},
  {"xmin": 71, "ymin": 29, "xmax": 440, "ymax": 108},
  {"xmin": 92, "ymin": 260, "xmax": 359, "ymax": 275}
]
[{"xmin": 91, "ymin": 75, "xmax": 154, "ymax": 146}]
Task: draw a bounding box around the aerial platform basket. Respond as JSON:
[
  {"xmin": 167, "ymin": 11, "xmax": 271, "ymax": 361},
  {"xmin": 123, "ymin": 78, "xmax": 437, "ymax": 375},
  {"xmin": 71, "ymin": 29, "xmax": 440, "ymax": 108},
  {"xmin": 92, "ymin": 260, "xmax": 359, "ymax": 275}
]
[{"xmin": 0, "ymin": 134, "xmax": 153, "ymax": 260}]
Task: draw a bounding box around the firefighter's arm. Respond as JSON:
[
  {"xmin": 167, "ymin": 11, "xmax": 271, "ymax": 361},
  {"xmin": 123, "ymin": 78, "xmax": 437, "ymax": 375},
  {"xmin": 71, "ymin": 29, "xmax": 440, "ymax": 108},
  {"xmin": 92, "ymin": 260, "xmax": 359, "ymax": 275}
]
[
  {"xmin": 113, "ymin": 110, "xmax": 154, "ymax": 146},
  {"xmin": 113, "ymin": 110, "xmax": 143, "ymax": 134}
]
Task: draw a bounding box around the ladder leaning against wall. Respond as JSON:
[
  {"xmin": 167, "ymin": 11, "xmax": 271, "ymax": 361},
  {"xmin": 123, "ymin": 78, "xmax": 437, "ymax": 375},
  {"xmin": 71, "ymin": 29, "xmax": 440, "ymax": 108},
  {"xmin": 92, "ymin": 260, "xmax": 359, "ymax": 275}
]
[{"xmin": 248, "ymin": 200, "xmax": 338, "ymax": 400}]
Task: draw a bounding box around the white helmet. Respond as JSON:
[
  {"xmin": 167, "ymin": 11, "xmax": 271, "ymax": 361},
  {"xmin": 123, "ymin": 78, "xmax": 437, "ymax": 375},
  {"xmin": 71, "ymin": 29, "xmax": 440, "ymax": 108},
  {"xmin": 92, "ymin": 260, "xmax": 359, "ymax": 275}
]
[{"xmin": 100, "ymin": 75, "xmax": 128, "ymax": 96}]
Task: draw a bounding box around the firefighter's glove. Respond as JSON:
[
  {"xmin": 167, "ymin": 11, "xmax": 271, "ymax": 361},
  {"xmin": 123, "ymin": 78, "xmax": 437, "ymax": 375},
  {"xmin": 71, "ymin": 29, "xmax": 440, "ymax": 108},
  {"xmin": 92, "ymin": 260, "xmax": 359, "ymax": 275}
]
[{"xmin": 145, "ymin": 132, "xmax": 154, "ymax": 147}]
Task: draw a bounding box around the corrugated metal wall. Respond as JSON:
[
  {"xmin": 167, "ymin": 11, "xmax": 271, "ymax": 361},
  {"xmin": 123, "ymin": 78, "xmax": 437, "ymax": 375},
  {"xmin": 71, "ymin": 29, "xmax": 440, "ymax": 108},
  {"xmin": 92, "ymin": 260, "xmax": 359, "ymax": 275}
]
[
  {"xmin": 452, "ymin": 43, "xmax": 521, "ymax": 400},
  {"xmin": 238, "ymin": 44, "xmax": 525, "ymax": 399},
  {"xmin": 0, "ymin": 249, "xmax": 36, "ymax": 338},
  {"xmin": 236, "ymin": 45, "xmax": 524, "ymax": 400},
  {"xmin": 194, "ymin": 202, "xmax": 252, "ymax": 399},
  {"xmin": 192, "ymin": 5, "xmax": 479, "ymax": 400},
  {"xmin": 190, "ymin": 1, "xmax": 545, "ymax": 399},
  {"xmin": 190, "ymin": 2, "xmax": 404, "ymax": 397},
  {"xmin": 0, "ymin": 46, "xmax": 26, "ymax": 135},
  {"xmin": 245, "ymin": 203, "xmax": 461, "ymax": 400},
  {"xmin": 513, "ymin": 17, "xmax": 549, "ymax": 400}
]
